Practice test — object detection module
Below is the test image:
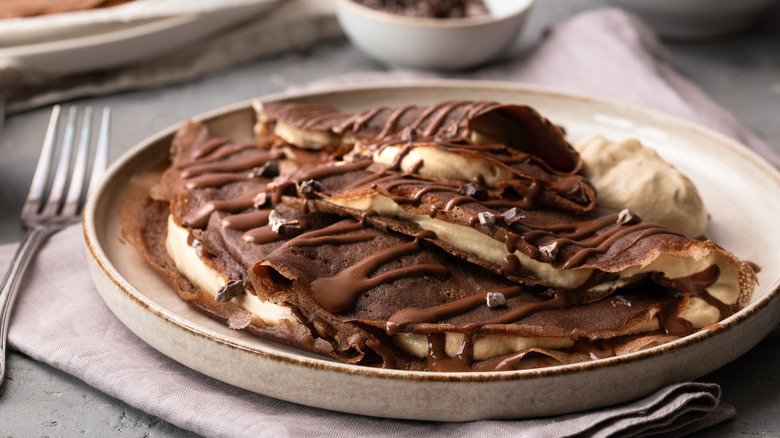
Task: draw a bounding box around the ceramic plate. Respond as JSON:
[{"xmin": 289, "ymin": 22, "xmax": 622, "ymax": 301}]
[
  {"xmin": 0, "ymin": 2, "xmax": 274, "ymax": 76},
  {"xmin": 83, "ymin": 81, "xmax": 780, "ymax": 421}
]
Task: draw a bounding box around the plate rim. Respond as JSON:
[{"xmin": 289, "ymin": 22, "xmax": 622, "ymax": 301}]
[
  {"xmin": 0, "ymin": 1, "xmax": 276, "ymax": 76},
  {"xmin": 0, "ymin": 15, "xmax": 196, "ymax": 57},
  {"xmin": 84, "ymin": 79, "xmax": 780, "ymax": 386}
]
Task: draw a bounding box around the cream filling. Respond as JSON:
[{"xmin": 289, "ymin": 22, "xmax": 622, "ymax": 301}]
[
  {"xmin": 373, "ymin": 144, "xmax": 514, "ymax": 188},
  {"xmin": 273, "ymin": 120, "xmax": 341, "ymax": 150},
  {"xmin": 326, "ymin": 193, "xmax": 741, "ymax": 306},
  {"xmin": 165, "ymin": 215, "xmax": 723, "ymax": 361},
  {"xmin": 396, "ymin": 295, "xmax": 718, "ymax": 360},
  {"xmin": 265, "ymin": 118, "xmax": 356, "ymax": 152},
  {"xmin": 394, "ymin": 313, "xmax": 661, "ymax": 359},
  {"xmin": 165, "ymin": 215, "xmax": 295, "ymax": 325},
  {"xmin": 394, "ymin": 332, "xmax": 575, "ymax": 360}
]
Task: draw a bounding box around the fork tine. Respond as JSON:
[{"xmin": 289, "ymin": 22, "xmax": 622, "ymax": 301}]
[
  {"xmin": 86, "ymin": 107, "xmax": 111, "ymax": 198},
  {"xmin": 0, "ymin": 105, "xmax": 110, "ymax": 386},
  {"xmin": 62, "ymin": 107, "xmax": 93, "ymax": 217},
  {"xmin": 40, "ymin": 106, "xmax": 78, "ymax": 217},
  {"xmin": 22, "ymin": 106, "xmax": 61, "ymax": 218}
]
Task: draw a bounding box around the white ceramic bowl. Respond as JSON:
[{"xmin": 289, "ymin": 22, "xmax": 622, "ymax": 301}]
[
  {"xmin": 605, "ymin": 0, "xmax": 780, "ymax": 40},
  {"xmin": 334, "ymin": 0, "xmax": 534, "ymax": 70}
]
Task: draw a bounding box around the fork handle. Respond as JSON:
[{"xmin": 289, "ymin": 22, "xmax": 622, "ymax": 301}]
[{"xmin": 0, "ymin": 228, "xmax": 54, "ymax": 384}]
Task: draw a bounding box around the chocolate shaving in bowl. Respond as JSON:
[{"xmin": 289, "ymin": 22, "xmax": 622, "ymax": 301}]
[{"xmin": 353, "ymin": 0, "xmax": 490, "ymax": 19}]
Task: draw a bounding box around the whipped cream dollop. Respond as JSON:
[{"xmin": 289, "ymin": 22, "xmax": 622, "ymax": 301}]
[{"xmin": 574, "ymin": 135, "xmax": 708, "ymax": 238}]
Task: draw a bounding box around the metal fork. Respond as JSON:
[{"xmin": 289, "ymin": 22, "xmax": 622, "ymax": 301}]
[{"xmin": 0, "ymin": 105, "xmax": 110, "ymax": 385}]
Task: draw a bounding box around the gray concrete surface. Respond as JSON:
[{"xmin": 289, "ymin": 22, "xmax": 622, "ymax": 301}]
[{"xmin": 0, "ymin": 1, "xmax": 779, "ymax": 436}]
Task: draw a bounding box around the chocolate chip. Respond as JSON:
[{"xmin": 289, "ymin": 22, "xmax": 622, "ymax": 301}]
[
  {"xmin": 269, "ymin": 209, "xmax": 301, "ymax": 234},
  {"xmin": 399, "ymin": 126, "xmax": 417, "ymax": 142},
  {"xmin": 189, "ymin": 229, "xmax": 217, "ymax": 257},
  {"xmin": 611, "ymin": 295, "xmax": 633, "ymax": 308},
  {"xmin": 486, "ymin": 292, "xmax": 507, "ymax": 308},
  {"xmin": 437, "ymin": 122, "xmax": 459, "ymax": 139},
  {"xmin": 343, "ymin": 148, "xmax": 372, "ymax": 163},
  {"xmin": 215, "ymin": 280, "xmax": 244, "ymax": 302},
  {"xmin": 503, "ymin": 207, "xmax": 526, "ymax": 225},
  {"xmin": 539, "ymin": 241, "xmax": 559, "ymax": 262},
  {"xmin": 478, "ymin": 211, "xmax": 495, "ymax": 228},
  {"xmin": 459, "ymin": 183, "xmax": 488, "ymax": 201},
  {"xmin": 251, "ymin": 160, "xmax": 279, "ymax": 178},
  {"xmin": 191, "ymin": 229, "xmax": 206, "ymax": 242},
  {"xmin": 298, "ymin": 179, "xmax": 325, "ymax": 197},
  {"xmin": 268, "ymin": 209, "xmax": 284, "ymax": 231},
  {"xmin": 253, "ymin": 192, "xmax": 270, "ymax": 209},
  {"xmin": 616, "ymin": 209, "xmax": 641, "ymax": 225}
]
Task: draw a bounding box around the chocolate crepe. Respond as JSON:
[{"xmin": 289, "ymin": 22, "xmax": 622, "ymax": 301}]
[
  {"xmin": 120, "ymin": 100, "xmax": 756, "ymax": 372},
  {"xmin": 263, "ymin": 102, "xmax": 755, "ymax": 309},
  {"xmin": 254, "ymin": 100, "xmax": 583, "ymax": 175}
]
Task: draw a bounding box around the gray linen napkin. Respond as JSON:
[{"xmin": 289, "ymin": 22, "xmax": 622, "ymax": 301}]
[{"xmin": 3, "ymin": 7, "xmax": 777, "ymax": 438}]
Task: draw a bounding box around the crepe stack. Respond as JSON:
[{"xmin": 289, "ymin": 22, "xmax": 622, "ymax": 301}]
[{"xmin": 120, "ymin": 99, "xmax": 756, "ymax": 371}]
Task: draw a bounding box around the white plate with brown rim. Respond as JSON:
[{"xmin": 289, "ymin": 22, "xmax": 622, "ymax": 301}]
[
  {"xmin": 83, "ymin": 80, "xmax": 780, "ymax": 421},
  {"xmin": 0, "ymin": 2, "xmax": 276, "ymax": 77}
]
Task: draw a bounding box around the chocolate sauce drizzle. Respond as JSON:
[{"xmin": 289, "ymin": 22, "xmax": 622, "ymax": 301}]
[
  {"xmin": 413, "ymin": 294, "xmax": 572, "ymax": 372},
  {"xmin": 275, "ymin": 151, "xmax": 673, "ymax": 271},
  {"xmin": 260, "ymin": 104, "xmax": 669, "ymax": 272},
  {"xmin": 182, "ymin": 191, "xmax": 259, "ymax": 228},
  {"xmin": 170, "ymin": 102, "xmax": 738, "ymax": 372},
  {"xmin": 283, "ymin": 211, "xmax": 377, "ymax": 248},
  {"xmin": 427, "ymin": 333, "xmax": 473, "ymax": 372},
  {"xmin": 573, "ymin": 338, "xmax": 616, "ymax": 360},
  {"xmin": 285, "ymin": 101, "xmax": 496, "ymax": 142},
  {"xmin": 176, "ymin": 130, "xmax": 289, "ymax": 248},
  {"xmin": 385, "ymin": 286, "xmax": 525, "ymax": 335},
  {"xmin": 659, "ymin": 265, "xmax": 729, "ymax": 336},
  {"xmin": 310, "ymin": 230, "xmax": 449, "ymax": 313}
]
